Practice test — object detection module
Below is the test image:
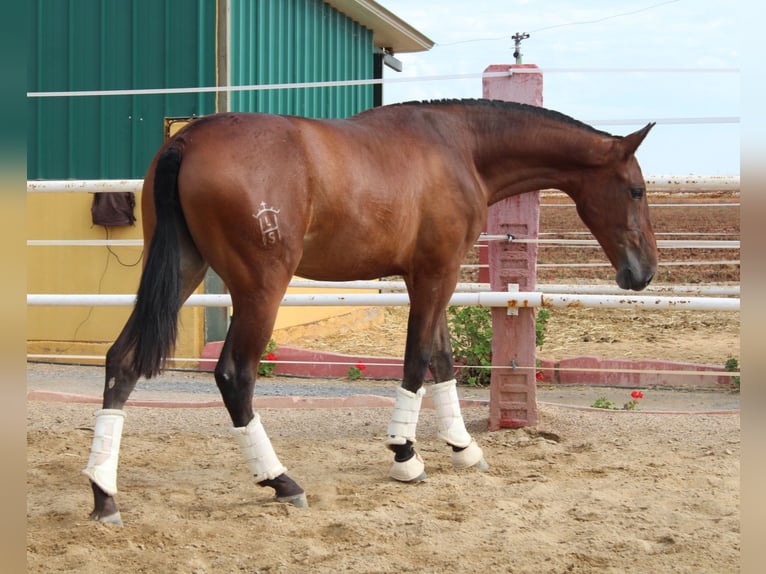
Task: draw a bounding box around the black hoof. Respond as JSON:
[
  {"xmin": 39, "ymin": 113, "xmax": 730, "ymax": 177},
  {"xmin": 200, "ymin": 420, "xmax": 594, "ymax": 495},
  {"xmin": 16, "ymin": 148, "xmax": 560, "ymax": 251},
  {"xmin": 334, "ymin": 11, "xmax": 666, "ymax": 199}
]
[
  {"xmin": 259, "ymin": 473, "xmax": 307, "ymax": 507},
  {"xmin": 276, "ymin": 492, "xmax": 309, "ymax": 508},
  {"xmin": 88, "ymin": 481, "xmax": 123, "ymax": 526}
]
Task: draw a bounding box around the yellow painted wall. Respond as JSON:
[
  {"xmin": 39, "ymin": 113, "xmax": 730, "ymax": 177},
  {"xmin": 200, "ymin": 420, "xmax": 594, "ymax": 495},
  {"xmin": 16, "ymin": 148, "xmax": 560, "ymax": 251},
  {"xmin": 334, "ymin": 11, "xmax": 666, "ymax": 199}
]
[
  {"xmin": 274, "ymin": 295, "xmax": 374, "ymax": 330},
  {"xmin": 27, "ymin": 190, "xmax": 373, "ymax": 366},
  {"xmin": 26, "ymin": 191, "xmax": 205, "ymax": 366}
]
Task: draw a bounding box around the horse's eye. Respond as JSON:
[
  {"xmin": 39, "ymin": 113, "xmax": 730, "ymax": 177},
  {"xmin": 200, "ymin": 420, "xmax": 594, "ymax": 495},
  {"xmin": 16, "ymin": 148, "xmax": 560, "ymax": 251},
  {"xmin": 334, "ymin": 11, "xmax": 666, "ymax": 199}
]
[{"xmin": 629, "ymin": 187, "xmax": 644, "ymax": 200}]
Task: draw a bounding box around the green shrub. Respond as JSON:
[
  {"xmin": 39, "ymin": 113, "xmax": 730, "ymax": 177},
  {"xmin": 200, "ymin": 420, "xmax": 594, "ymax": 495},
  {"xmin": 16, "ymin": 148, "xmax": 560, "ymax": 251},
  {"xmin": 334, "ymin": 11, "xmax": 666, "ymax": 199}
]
[
  {"xmin": 724, "ymin": 357, "xmax": 740, "ymax": 391},
  {"xmin": 447, "ymin": 306, "xmax": 551, "ymax": 387},
  {"xmin": 536, "ymin": 308, "xmax": 551, "ymax": 349},
  {"xmin": 258, "ymin": 339, "xmax": 278, "ymax": 377},
  {"xmin": 347, "ymin": 363, "xmax": 366, "ymax": 380},
  {"xmin": 447, "ymin": 306, "xmax": 493, "ymax": 386},
  {"xmin": 591, "ymin": 396, "xmax": 615, "ymax": 409}
]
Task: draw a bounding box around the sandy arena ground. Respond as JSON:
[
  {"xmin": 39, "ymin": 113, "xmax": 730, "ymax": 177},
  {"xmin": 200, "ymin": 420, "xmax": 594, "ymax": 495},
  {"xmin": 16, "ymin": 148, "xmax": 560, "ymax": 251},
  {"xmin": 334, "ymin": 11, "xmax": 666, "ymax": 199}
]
[{"xmin": 27, "ymin": 364, "xmax": 739, "ymax": 574}]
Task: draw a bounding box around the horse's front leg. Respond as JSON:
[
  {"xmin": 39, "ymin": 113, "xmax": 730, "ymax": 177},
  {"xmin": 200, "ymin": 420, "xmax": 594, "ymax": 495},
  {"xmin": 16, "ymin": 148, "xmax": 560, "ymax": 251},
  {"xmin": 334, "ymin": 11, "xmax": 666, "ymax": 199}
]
[
  {"xmin": 428, "ymin": 314, "xmax": 489, "ymax": 471},
  {"xmin": 215, "ymin": 306, "xmax": 308, "ymax": 508},
  {"xmin": 384, "ymin": 283, "xmax": 449, "ymax": 483},
  {"xmin": 386, "ymin": 289, "xmax": 489, "ymax": 483}
]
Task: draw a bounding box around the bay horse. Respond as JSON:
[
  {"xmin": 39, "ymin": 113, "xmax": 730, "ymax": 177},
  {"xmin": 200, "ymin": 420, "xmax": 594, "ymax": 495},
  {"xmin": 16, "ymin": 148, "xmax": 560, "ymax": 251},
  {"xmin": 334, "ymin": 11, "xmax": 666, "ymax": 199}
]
[{"xmin": 83, "ymin": 99, "xmax": 657, "ymax": 526}]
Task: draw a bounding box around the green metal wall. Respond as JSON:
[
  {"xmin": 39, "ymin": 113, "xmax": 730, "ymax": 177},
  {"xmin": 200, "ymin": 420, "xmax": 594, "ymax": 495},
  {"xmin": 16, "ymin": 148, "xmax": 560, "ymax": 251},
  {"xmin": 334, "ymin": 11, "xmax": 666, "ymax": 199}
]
[
  {"xmin": 28, "ymin": 0, "xmax": 376, "ymax": 179},
  {"xmin": 229, "ymin": 0, "xmax": 375, "ymax": 118},
  {"xmin": 28, "ymin": 0, "xmax": 217, "ymax": 179},
  {"xmin": 28, "ymin": 0, "xmax": 380, "ymax": 345}
]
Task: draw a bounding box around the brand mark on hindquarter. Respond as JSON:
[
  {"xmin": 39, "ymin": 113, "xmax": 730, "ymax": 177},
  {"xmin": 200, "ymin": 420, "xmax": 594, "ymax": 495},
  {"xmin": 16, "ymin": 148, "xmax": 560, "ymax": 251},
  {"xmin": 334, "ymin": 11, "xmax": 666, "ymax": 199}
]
[{"xmin": 253, "ymin": 202, "xmax": 281, "ymax": 246}]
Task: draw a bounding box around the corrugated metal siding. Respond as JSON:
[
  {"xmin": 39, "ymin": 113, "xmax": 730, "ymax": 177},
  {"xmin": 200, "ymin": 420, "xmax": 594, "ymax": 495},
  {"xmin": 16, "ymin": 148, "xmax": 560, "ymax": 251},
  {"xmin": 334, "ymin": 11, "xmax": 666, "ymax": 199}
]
[
  {"xmin": 229, "ymin": 0, "xmax": 374, "ymax": 118},
  {"xmin": 28, "ymin": 0, "xmax": 217, "ymax": 179}
]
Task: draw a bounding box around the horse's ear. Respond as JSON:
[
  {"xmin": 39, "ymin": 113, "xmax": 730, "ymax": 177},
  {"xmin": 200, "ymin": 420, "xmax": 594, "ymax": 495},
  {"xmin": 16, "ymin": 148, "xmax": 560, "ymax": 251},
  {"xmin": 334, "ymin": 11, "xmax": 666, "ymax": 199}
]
[{"xmin": 621, "ymin": 122, "xmax": 655, "ymax": 158}]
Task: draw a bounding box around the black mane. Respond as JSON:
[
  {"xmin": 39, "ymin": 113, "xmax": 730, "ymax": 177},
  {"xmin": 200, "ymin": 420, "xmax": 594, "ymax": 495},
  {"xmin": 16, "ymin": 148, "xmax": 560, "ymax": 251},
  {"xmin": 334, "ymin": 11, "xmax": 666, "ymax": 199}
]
[{"xmin": 387, "ymin": 98, "xmax": 611, "ymax": 137}]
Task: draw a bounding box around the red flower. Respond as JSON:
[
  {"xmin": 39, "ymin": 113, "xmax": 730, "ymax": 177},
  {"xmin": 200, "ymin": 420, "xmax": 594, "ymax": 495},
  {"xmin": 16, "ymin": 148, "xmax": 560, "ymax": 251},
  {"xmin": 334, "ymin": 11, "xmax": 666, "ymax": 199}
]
[
  {"xmin": 355, "ymin": 364, "xmax": 367, "ymax": 371},
  {"xmin": 631, "ymin": 390, "xmax": 644, "ymax": 399},
  {"xmin": 265, "ymin": 353, "xmax": 278, "ymax": 362},
  {"xmin": 536, "ymin": 371, "xmax": 543, "ymax": 381}
]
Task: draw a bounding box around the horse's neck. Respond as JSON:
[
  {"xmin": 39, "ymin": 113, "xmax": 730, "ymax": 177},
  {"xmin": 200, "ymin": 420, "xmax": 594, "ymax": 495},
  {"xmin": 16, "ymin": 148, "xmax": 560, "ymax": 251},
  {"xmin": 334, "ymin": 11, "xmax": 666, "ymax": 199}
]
[{"xmin": 468, "ymin": 114, "xmax": 615, "ymax": 206}]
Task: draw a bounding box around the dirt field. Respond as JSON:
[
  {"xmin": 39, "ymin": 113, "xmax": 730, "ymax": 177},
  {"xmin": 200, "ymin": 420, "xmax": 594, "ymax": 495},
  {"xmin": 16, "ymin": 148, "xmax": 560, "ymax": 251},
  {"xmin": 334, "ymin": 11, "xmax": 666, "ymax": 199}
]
[
  {"xmin": 27, "ymin": 400, "xmax": 739, "ymax": 574},
  {"xmin": 27, "ymin": 191, "xmax": 740, "ymax": 572}
]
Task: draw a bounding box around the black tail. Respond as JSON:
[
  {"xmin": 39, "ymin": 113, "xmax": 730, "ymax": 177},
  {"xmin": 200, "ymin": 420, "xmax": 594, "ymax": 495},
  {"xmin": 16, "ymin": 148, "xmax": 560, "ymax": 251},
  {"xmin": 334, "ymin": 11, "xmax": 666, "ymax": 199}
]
[{"xmin": 127, "ymin": 145, "xmax": 185, "ymax": 379}]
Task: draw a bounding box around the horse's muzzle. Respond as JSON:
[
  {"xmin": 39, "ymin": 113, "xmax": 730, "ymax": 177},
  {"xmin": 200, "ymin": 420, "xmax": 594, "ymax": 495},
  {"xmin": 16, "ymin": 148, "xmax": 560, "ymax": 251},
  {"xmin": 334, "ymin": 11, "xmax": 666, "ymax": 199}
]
[{"xmin": 616, "ymin": 265, "xmax": 655, "ymax": 291}]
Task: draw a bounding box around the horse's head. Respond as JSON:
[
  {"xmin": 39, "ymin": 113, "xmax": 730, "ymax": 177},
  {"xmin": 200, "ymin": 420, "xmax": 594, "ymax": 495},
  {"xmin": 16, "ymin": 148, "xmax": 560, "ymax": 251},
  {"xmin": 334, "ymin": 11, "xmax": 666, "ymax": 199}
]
[{"xmin": 568, "ymin": 123, "xmax": 658, "ymax": 291}]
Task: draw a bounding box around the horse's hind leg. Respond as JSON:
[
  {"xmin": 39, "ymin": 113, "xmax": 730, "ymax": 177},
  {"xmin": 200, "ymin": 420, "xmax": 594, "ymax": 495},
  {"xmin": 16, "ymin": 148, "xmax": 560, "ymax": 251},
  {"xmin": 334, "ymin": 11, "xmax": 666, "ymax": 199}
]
[
  {"xmin": 84, "ymin": 250, "xmax": 208, "ymax": 526},
  {"xmin": 214, "ymin": 293, "xmax": 308, "ymax": 508},
  {"xmin": 83, "ymin": 327, "xmax": 138, "ymax": 526}
]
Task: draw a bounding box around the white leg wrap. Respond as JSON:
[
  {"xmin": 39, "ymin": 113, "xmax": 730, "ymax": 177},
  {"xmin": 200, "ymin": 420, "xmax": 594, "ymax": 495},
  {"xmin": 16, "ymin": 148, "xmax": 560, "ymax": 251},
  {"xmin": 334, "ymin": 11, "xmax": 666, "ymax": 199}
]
[
  {"xmin": 430, "ymin": 379, "xmax": 487, "ymax": 470},
  {"xmin": 450, "ymin": 440, "xmax": 487, "ymax": 469},
  {"xmin": 231, "ymin": 414, "xmax": 288, "ymax": 483},
  {"xmin": 82, "ymin": 409, "xmax": 125, "ymax": 496},
  {"xmin": 384, "ymin": 386, "xmax": 426, "ymax": 446},
  {"xmin": 430, "ymin": 379, "xmax": 473, "ymax": 448},
  {"xmin": 389, "ymin": 452, "xmax": 426, "ymax": 483}
]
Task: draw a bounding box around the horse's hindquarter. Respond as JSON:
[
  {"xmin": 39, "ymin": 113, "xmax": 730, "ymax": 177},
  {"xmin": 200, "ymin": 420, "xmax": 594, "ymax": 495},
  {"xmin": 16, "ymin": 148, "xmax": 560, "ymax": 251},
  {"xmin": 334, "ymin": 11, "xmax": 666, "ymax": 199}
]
[{"xmin": 172, "ymin": 114, "xmax": 314, "ymax": 289}]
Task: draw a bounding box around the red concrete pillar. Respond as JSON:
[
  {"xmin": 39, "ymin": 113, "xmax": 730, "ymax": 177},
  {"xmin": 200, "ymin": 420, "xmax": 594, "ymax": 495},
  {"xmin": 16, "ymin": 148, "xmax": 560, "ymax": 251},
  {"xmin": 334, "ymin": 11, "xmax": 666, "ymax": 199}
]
[{"xmin": 483, "ymin": 64, "xmax": 543, "ymax": 430}]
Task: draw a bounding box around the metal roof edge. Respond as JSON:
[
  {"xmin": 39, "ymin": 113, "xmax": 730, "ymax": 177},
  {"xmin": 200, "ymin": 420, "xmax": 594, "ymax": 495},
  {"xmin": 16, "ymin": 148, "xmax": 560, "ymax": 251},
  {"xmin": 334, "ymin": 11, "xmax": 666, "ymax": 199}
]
[{"xmin": 325, "ymin": 0, "xmax": 434, "ymax": 53}]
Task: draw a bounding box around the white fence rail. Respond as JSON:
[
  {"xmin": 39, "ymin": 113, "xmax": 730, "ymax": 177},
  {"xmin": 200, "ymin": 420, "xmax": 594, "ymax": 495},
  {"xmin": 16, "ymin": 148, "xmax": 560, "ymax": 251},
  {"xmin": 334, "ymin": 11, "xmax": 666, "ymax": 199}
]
[
  {"xmin": 27, "ymin": 291, "xmax": 740, "ymax": 312},
  {"xmin": 26, "ymin": 237, "xmax": 741, "ymax": 249},
  {"xmin": 27, "ymin": 176, "xmax": 740, "ymax": 194}
]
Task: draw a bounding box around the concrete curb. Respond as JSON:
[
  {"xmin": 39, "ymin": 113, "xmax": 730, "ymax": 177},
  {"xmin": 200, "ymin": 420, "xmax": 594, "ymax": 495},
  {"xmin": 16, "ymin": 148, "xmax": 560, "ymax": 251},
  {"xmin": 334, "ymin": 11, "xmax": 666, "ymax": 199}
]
[
  {"xmin": 201, "ymin": 343, "xmax": 404, "ymax": 379},
  {"xmin": 201, "ymin": 344, "xmax": 736, "ymax": 390},
  {"xmin": 538, "ymin": 356, "xmax": 734, "ymax": 388}
]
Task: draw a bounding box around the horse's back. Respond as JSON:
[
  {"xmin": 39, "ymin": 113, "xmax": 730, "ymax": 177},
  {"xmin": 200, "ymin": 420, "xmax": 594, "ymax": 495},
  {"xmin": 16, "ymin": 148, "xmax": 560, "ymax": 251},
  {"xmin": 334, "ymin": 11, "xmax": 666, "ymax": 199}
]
[{"xmin": 148, "ymin": 110, "xmax": 486, "ymax": 283}]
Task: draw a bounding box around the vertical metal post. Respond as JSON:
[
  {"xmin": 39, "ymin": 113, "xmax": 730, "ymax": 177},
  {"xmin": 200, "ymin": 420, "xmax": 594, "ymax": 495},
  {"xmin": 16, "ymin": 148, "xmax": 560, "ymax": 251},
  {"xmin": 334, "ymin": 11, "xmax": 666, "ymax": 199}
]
[
  {"xmin": 512, "ymin": 33, "xmax": 530, "ymax": 65},
  {"xmin": 216, "ymin": 0, "xmax": 231, "ymax": 113},
  {"xmin": 373, "ymin": 50, "xmax": 384, "ymax": 107},
  {"xmin": 205, "ymin": 0, "xmax": 232, "ymax": 345}
]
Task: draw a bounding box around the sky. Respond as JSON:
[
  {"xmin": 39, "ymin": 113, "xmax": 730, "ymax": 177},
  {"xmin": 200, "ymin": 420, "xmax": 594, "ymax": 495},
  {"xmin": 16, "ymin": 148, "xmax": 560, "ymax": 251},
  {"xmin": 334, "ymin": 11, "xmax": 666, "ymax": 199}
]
[{"xmin": 377, "ymin": 0, "xmax": 739, "ymax": 176}]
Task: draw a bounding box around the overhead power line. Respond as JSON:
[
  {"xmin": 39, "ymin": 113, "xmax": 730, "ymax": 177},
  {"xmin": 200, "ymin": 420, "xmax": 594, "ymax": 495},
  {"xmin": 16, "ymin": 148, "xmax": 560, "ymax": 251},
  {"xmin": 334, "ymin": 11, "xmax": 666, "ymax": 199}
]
[{"xmin": 437, "ymin": 0, "xmax": 683, "ymax": 46}]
